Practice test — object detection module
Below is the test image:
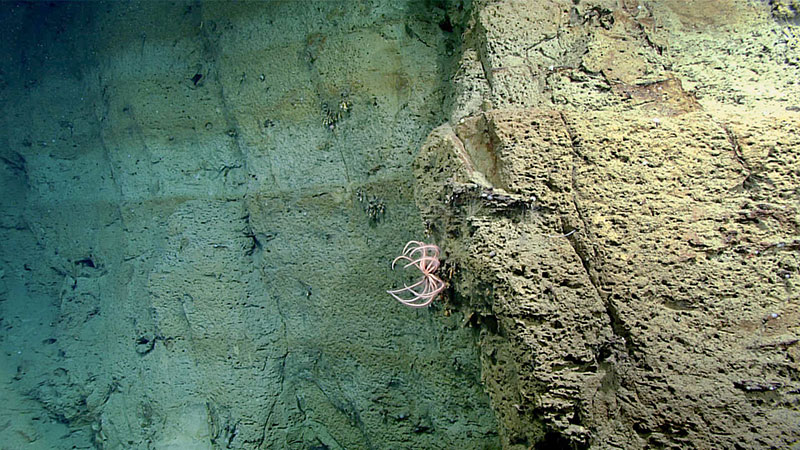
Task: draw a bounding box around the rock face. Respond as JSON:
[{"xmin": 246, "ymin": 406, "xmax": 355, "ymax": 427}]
[
  {"xmin": 414, "ymin": 0, "xmax": 800, "ymax": 448},
  {"xmin": 2, "ymin": 0, "xmax": 799, "ymax": 449},
  {"xmin": 0, "ymin": 2, "xmax": 499, "ymax": 449}
]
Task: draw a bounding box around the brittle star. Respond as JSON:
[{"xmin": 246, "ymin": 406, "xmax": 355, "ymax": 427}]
[{"xmin": 387, "ymin": 241, "xmax": 445, "ymax": 308}]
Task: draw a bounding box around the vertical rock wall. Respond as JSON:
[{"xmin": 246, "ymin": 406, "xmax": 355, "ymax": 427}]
[
  {"xmin": 0, "ymin": 1, "xmax": 500, "ymax": 449},
  {"xmin": 415, "ymin": 0, "xmax": 800, "ymax": 448}
]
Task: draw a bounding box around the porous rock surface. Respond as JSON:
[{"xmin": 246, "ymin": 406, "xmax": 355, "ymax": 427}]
[{"xmin": 415, "ymin": 0, "xmax": 800, "ymax": 448}]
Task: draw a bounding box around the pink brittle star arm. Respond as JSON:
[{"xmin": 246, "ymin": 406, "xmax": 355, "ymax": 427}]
[
  {"xmin": 387, "ymin": 277, "xmax": 428, "ymax": 304},
  {"xmin": 402, "ymin": 244, "xmax": 441, "ymax": 273},
  {"xmin": 402, "ymin": 254, "xmax": 439, "ymax": 272},
  {"xmin": 388, "ymin": 241, "xmax": 445, "ymax": 308},
  {"xmin": 388, "ymin": 271, "xmax": 446, "ymax": 307},
  {"xmin": 410, "ymin": 276, "xmax": 445, "ymax": 308},
  {"xmin": 403, "ymin": 243, "xmax": 439, "ymax": 260}
]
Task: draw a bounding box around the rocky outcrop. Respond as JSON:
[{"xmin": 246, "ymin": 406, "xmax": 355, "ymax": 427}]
[
  {"xmin": 415, "ymin": 0, "xmax": 800, "ymax": 448},
  {"xmin": 2, "ymin": 1, "xmax": 799, "ymax": 448}
]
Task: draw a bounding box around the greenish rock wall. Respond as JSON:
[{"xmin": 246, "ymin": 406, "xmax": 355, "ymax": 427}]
[{"xmin": 0, "ymin": 1, "xmax": 499, "ymax": 448}]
